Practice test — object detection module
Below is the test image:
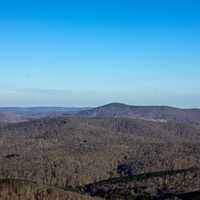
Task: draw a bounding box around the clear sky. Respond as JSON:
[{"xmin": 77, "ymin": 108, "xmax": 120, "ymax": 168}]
[{"xmin": 0, "ymin": 0, "xmax": 200, "ymax": 107}]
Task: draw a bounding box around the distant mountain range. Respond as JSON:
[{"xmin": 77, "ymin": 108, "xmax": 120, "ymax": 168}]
[
  {"xmin": 0, "ymin": 107, "xmax": 90, "ymax": 113},
  {"xmin": 78, "ymin": 103, "xmax": 200, "ymax": 127},
  {"xmin": 0, "ymin": 107, "xmax": 90, "ymax": 123},
  {"xmin": 1, "ymin": 103, "xmax": 200, "ymax": 128}
]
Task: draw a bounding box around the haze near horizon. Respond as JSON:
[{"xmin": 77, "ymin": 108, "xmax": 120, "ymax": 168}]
[{"xmin": 0, "ymin": 0, "xmax": 200, "ymax": 107}]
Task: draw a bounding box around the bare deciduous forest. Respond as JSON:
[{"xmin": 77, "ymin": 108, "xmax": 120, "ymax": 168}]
[{"xmin": 0, "ymin": 104, "xmax": 200, "ymax": 199}]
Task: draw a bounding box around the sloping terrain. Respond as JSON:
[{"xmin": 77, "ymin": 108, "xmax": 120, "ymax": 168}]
[
  {"xmin": 0, "ymin": 112, "xmax": 26, "ymax": 123},
  {"xmin": 0, "ymin": 178, "xmax": 102, "ymax": 200},
  {"xmin": 78, "ymin": 103, "xmax": 200, "ymax": 128},
  {"xmin": 83, "ymin": 168, "xmax": 200, "ymax": 199},
  {"xmin": 0, "ymin": 117, "xmax": 200, "ymax": 185},
  {"xmin": 0, "ymin": 116, "xmax": 200, "ymax": 199}
]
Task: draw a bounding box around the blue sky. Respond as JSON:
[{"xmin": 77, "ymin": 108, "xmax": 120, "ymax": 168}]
[{"xmin": 0, "ymin": 0, "xmax": 200, "ymax": 107}]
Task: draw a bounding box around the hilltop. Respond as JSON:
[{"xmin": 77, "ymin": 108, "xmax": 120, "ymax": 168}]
[{"xmin": 78, "ymin": 103, "xmax": 200, "ymax": 127}]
